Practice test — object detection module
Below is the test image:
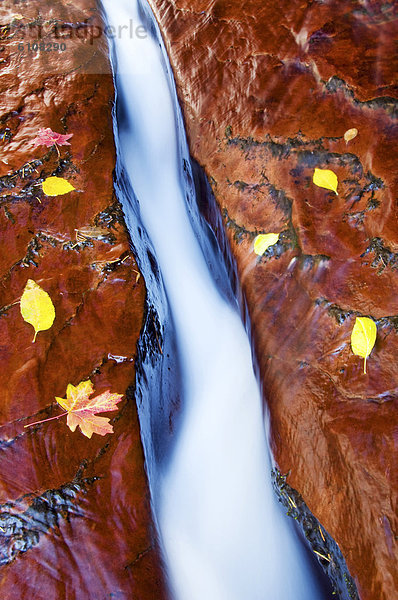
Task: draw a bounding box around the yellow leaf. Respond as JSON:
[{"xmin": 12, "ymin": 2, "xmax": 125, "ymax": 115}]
[
  {"xmin": 350, "ymin": 316, "xmax": 377, "ymax": 374},
  {"xmin": 344, "ymin": 128, "xmax": 358, "ymax": 143},
  {"xmin": 312, "ymin": 168, "xmax": 338, "ymax": 195},
  {"xmin": 253, "ymin": 233, "xmax": 280, "ymax": 256},
  {"xmin": 20, "ymin": 279, "xmax": 55, "ymax": 342},
  {"xmin": 42, "ymin": 176, "xmax": 75, "ymax": 196}
]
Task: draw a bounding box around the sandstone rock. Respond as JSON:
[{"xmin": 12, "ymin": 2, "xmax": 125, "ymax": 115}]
[
  {"xmin": 0, "ymin": 1, "xmax": 167, "ymax": 598},
  {"xmin": 147, "ymin": 1, "xmax": 398, "ymax": 598}
]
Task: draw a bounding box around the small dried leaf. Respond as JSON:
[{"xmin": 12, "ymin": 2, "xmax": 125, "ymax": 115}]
[
  {"xmin": 20, "ymin": 279, "xmax": 55, "ymax": 342},
  {"xmin": 254, "ymin": 233, "xmax": 279, "ymax": 256},
  {"xmin": 313, "ymin": 168, "xmax": 338, "ymax": 195},
  {"xmin": 344, "ymin": 128, "xmax": 358, "ymax": 143},
  {"xmin": 56, "ymin": 380, "xmax": 123, "ymax": 438},
  {"xmin": 351, "ymin": 316, "xmax": 377, "ymax": 374},
  {"xmin": 42, "ymin": 176, "xmax": 75, "ymax": 196},
  {"xmin": 75, "ymin": 226, "xmax": 110, "ymax": 241}
]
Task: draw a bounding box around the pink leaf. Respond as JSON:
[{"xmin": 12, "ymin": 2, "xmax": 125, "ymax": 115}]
[{"xmin": 32, "ymin": 127, "xmax": 73, "ymax": 148}]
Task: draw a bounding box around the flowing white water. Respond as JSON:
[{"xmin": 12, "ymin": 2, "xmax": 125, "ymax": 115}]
[{"xmin": 102, "ymin": 1, "xmax": 328, "ymax": 599}]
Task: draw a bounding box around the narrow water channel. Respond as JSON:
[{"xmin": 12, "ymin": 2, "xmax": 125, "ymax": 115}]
[{"xmin": 101, "ymin": 1, "xmax": 332, "ymax": 598}]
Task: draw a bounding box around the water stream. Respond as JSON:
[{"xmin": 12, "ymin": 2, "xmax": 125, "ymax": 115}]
[{"xmin": 101, "ymin": 1, "xmax": 332, "ymax": 598}]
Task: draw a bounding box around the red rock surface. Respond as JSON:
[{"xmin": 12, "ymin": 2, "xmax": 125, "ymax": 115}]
[
  {"xmin": 147, "ymin": 1, "xmax": 398, "ymax": 598},
  {"xmin": 0, "ymin": 1, "xmax": 167, "ymax": 598}
]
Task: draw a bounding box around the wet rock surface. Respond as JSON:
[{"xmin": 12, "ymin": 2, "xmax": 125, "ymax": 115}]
[
  {"xmin": 0, "ymin": 1, "xmax": 167, "ymax": 598},
  {"xmin": 147, "ymin": 1, "xmax": 398, "ymax": 598}
]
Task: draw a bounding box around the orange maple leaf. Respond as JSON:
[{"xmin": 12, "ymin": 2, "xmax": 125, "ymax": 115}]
[
  {"xmin": 56, "ymin": 380, "xmax": 123, "ymax": 438},
  {"xmin": 25, "ymin": 380, "xmax": 123, "ymax": 438}
]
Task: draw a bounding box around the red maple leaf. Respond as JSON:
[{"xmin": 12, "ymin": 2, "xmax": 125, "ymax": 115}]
[
  {"xmin": 32, "ymin": 127, "xmax": 73, "ymax": 148},
  {"xmin": 25, "ymin": 380, "xmax": 123, "ymax": 438}
]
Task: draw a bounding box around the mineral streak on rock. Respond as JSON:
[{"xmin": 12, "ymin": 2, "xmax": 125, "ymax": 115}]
[
  {"xmin": 147, "ymin": 1, "xmax": 398, "ymax": 598},
  {"xmin": 0, "ymin": 1, "xmax": 167, "ymax": 598}
]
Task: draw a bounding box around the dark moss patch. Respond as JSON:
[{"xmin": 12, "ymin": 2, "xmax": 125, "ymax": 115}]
[
  {"xmin": 0, "ymin": 474, "xmax": 99, "ymax": 566},
  {"xmin": 316, "ymin": 297, "xmax": 398, "ymax": 333},
  {"xmin": 232, "ymin": 179, "xmax": 249, "ymax": 192},
  {"xmin": 17, "ymin": 159, "xmax": 43, "ymax": 179},
  {"xmin": 366, "ymin": 197, "xmax": 380, "ymax": 211},
  {"xmin": 95, "ymin": 199, "xmax": 125, "ymax": 229},
  {"xmin": 21, "ymin": 235, "xmax": 42, "ymax": 268},
  {"xmin": 62, "ymin": 238, "xmax": 94, "ymax": 253},
  {"xmin": 228, "ymin": 132, "xmax": 330, "ymax": 157},
  {"xmin": 0, "ymin": 152, "xmax": 79, "ymax": 207},
  {"xmin": 222, "ymin": 208, "xmax": 254, "ymax": 244},
  {"xmin": 18, "ymin": 231, "xmax": 68, "ymax": 267},
  {"xmin": 226, "ymin": 174, "xmax": 293, "ymax": 220},
  {"xmin": 91, "ymin": 251, "xmax": 129, "ymax": 274},
  {"xmin": 341, "ymin": 171, "xmax": 384, "ymax": 221},
  {"xmin": 315, "ymin": 298, "xmax": 354, "ymax": 325},
  {"xmin": 258, "ymin": 224, "xmax": 299, "ymax": 263},
  {"xmin": 265, "ymin": 182, "xmax": 293, "ymax": 218},
  {"xmin": 36, "ymin": 232, "xmax": 64, "ymax": 248},
  {"xmin": 0, "ymin": 231, "xmax": 73, "ymax": 278},
  {"xmin": 296, "ymin": 150, "xmax": 362, "ymax": 174},
  {"xmin": 0, "ymin": 106, "xmax": 23, "ymax": 127},
  {"xmin": 364, "ymin": 171, "xmax": 384, "ymax": 191},
  {"xmin": 325, "ymin": 76, "xmax": 356, "ymax": 96},
  {"xmin": 226, "ymin": 134, "xmax": 384, "ymax": 189},
  {"xmin": 228, "ymin": 132, "xmax": 327, "ymax": 156},
  {"xmin": 376, "ymin": 315, "xmax": 398, "ymax": 334},
  {"xmin": 0, "ymin": 157, "xmax": 46, "ymax": 192},
  {"xmin": 209, "ymin": 175, "xmax": 217, "ymax": 189},
  {"xmin": 328, "ymin": 304, "xmax": 352, "ymax": 325},
  {"xmin": 361, "ymin": 237, "xmax": 398, "ymax": 273},
  {"xmin": 325, "ymin": 76, "xmax": 398, "ymax": 119},
  {"xmin": 327, "ymin": 304, "xmax": 353, "ymax": 325},
  {"xmin": 53, "ymin": 154, "xmax": 78, "ymax": 176},
  {"xmin": 223, "ymin": 186, "xmax": 299, "ymax": 260},
  {"xmin": 226, "ymin": 178, "xmax": 267, "ymax": 194},
  {"xmin": 272, "ymin": 469, "xmax": 359, "ymax": 600}
]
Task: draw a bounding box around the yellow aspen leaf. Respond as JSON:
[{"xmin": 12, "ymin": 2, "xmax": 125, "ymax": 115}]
[
  {"xmin": 344, "ymin": 128, "xmax": 358, "ymax": 143},
  {"xmin": 350, "ymin": 316, "xmax": 377, "ymax": 374},
  {"xmin": 20, "ymin": 279, "xmax": 55, "ymax": 342},
  {"xmin": 312, "ymin": 168, "xmax": 338, "ymax": 195},
  {"xmin": 42, "ymin": 176, "xmax": 75, "ymax": 196},
  {"xmin": 253, "ymin": 233, "xmax": 279, "ymax": 256}
]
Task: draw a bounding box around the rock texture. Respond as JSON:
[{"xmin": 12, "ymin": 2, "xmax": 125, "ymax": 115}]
[
  {"xmin": 147, "ymin": 1, "xmax": 398, "ymax": 598},
  {"xmin": 0, "ymin": 1, "xmax": 167, "ymax": 598}
]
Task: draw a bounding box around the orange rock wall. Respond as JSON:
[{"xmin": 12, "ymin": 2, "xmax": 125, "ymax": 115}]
[
  {"xmin": 0, "ymin": 1, "xmax": 167, "ymax": 597},
  {"xmin": 147, "ymin": 1, "xmax": 398, "ymax": 598}
]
